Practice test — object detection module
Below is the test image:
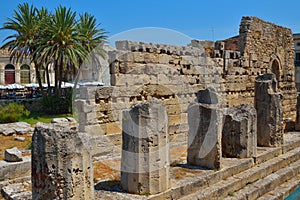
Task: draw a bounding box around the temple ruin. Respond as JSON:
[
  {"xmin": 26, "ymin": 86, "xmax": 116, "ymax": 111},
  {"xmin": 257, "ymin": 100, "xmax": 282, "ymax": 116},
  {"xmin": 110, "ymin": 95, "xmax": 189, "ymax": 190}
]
[{"xmin": 1, "ymin": 16, "xmax": 300, "ymax": 200}]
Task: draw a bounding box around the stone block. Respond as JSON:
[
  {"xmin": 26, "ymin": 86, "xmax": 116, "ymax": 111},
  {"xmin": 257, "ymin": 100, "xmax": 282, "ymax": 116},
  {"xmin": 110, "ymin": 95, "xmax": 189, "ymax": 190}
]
[
  {"xmin": 95, "ymin": 86, "xmax": 113, "ymax": 100},
  {"xmin": 4, "ymin": 147, "xmax": 22, "ymax": 162},
  {"xmin": 32, "ymin": 123, "xmax": 94, "ymax": 200},
  {"xmin": 0, "ymin": 156, "xmax": 31, "ymax": 181},
  {"xmin": 187, "ymin": 95, "xmax": 223, "ymax": 169},
  {"xmin": 295, "ymin": 94, "xmax": 300, "ymax": 131},
  {"xmin": 121, "ymin": 98, "xmax": 170, "ymax": 195},
  {"xmin": 78, "ymin": 85, "xmax": 98, "ymax": 100},
  {"xmin": 255, "ymin": 74, "xmax": 283, "ymax": 147},
  {"xmin": 196, "ymin": 87, "xmax": 218, "ymax": 104},
  {"xmin": 106, "ymin": 122, "xmax": 122, "ymax": 135},
  {"xmin": 222, "ymin": 104, "xmax": 257, "ymax": 158}
]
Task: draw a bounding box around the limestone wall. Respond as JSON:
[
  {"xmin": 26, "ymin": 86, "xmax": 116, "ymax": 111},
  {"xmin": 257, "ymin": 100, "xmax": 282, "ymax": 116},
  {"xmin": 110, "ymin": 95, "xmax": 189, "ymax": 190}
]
[
  {"xmin": 77, "ymin": 16, "xmax": 297, "ymax": 162},
  {"xmin": 238, "ymin": 16, "xmax": 296, "ymax": 118}
]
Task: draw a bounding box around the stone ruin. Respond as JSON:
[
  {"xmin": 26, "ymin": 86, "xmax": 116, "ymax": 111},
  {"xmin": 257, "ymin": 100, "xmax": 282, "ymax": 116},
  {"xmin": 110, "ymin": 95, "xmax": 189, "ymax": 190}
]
[
  {"xmin": 74, "ymin": 16, "xmax": 296, "ymax": 165},
  {"xmin": 187, "ymin": 88, "xmax": 223, "ymax": 169},
  {"xmin": 255, "ymin": 74, "xmax": 283, "ymax": 147},
  {"xmin": 32, "ymin": 122, "xmax": 94, "ymax": 200},
  {"xmin": 14, "ymin": 16, "xmax": 298, "ymax": 199},
  {"xmin": 121, "ymin": 98, "xmax": 170, "ymax": 194},
  {"xmin": 222, "ymin": 104, "xmax": 257, "ymax": 158}
]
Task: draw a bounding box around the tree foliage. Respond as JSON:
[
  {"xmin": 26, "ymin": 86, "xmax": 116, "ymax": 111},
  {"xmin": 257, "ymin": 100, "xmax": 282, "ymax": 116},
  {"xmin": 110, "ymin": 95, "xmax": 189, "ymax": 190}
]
[{"xmin": 1, "ymin": 3, "xmax": 107, "ymax": 95}]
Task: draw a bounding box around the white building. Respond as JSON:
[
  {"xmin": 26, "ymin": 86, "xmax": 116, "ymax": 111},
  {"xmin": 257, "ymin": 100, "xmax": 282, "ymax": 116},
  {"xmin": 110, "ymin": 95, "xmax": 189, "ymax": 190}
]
[{"xmin": 0, "ymin": 49, "xmax": 55, "ymax": 85}]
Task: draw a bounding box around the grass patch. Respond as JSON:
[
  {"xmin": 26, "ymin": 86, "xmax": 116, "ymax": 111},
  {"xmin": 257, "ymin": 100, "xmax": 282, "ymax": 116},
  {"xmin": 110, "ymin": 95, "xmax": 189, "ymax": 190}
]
[{"xmin": 18, "ymin": 113, "xmax": 73, "ymax": 125}]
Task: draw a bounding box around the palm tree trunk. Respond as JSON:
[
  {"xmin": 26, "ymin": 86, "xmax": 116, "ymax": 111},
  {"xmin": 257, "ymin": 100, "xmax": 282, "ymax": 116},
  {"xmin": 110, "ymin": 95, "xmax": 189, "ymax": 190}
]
[
  {"xmin": 58, "ymin": 53, "xmax": 63, "ymax": 96},
  {"xmin": 34, "ymin": 61, "xmax": 43, "ymax": 91},
  {"xmin": 45, "ymin": 65, "xmax": 50, "ymax": 92},
  {"xmin": 54, "ymin": 60, "xmax": 58, "ymax": 94}
]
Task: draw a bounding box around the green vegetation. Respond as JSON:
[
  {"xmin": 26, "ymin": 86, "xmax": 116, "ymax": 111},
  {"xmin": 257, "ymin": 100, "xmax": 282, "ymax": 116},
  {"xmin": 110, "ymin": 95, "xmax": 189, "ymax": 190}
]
[
  {"xmin": 18, "ymin": 113, "xmax": 71, "ymax": 126},
  {"xmin": 0, "ymin": 99, "xmax": 72, "ymax": 125},
  {"xmin": 0, "ymin": 102, "xmax": 30, "ymax": 123},
  {"xmin": 1, "ymin": 3, "xmax": 107, "ymax": 95},
  {"xmin": 38, "ymin": 90, "xmax": 73, "ymax": 115}
]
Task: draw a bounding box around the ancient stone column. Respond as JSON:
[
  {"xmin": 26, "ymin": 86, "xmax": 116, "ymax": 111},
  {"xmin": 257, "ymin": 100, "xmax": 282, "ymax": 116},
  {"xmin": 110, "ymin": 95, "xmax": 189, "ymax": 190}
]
[
  {"xmin": 222, "ymin": 104, "xmax": 257, "ymax": 158},
  {"xmin": 121, "ymin": 98, "xmax": 170, "ymax": 195},
  {"xmin": 255, "ymin": 74, "xmax": 283, "ymax": 147},
  {"xmin": 32, "ymin": 122, "xmax": 94, "ymax": 200},
  {"xmin": 76, "ymin": 85, "xmax": 98, "ymax": 133},
  {"xmin": 187, "ymin": 88, "xmax": 222, "ymax": 169}
]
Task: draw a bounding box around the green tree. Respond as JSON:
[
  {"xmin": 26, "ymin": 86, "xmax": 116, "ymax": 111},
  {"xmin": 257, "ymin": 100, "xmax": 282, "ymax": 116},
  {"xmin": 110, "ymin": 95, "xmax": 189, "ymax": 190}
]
[
  {"xmin": 1, "ymin": 4, "xmax": 107, "ymax": 96},
  {"xmin": 0, "ymin": 3, "xmax": 43, "ymax": 89}
]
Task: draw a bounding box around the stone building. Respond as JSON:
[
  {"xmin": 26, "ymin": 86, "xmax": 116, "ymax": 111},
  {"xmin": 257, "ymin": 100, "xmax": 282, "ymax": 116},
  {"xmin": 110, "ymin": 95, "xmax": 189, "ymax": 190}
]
[
  {"xmin": 76, "ymin": 16, "xmax": 297, "ymax": 164},
  {"xmin": 0, "ymin": 49, "xmax": 55, "ymax": 85}
]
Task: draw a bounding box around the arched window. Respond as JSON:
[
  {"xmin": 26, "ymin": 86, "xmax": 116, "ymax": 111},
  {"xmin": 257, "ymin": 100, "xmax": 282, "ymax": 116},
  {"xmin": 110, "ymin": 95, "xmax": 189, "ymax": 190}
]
[
  {"xmin": 5, "ymin": 64, "xmax": 15, "ymax": 84},
  {"xmin": 20, "ymin": 64, "xmax": 30, "ymax": 84},
  {"xmin": 271, "ymin": 59, "xmax": 280, "ymax": 81}
]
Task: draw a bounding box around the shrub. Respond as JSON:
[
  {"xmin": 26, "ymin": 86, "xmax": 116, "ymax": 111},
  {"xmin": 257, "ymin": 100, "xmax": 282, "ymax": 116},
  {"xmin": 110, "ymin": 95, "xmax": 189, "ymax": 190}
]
[
  {"xmin": 0, "ymin": 102, "xmax": 30, "ymax": 123},
  {"xmin": 38, "ymin": 90, "xmax": 72, "ymax": 115}
]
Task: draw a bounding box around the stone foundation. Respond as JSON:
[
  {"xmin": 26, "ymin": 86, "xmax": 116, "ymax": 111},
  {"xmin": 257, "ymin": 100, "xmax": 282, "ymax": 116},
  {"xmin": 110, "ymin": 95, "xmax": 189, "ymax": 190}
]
[
  {"xmin": 222, "ymin": 104, "xmax": 257, "ymax": 158},
  {"xmin": 31, "ymin": 122, "xmax": 94, "ymax": 200},
  {"xmin": 255, "ymin": 74, "xmax": 283, "ymax": 147},
  {"xmin": 187, "ymin": 88, "xmax": 223, "ymax": 169},
  {"xmin": 121, "ymin": 98, "xmax": 170, "ymax": 194}
]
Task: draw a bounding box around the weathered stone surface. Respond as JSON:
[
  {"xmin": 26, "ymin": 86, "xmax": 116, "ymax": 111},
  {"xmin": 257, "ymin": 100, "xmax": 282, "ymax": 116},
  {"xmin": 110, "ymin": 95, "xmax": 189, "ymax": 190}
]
[
  {"xmin": 51, "ymin": 117, "xmax": 77, "ymax": 124},
  {"xmin": 295, "ymin": 94, "xmax": 300, "ymax": 131},
  {"xmin": 32, "ymin": 122, "xmax": 94, "ymax": 200},
  {"xmin": 95, "ymin": 86, "xmax": 113, "ymax": 100},
  {"xmin": 72, "ymin": 16, "xmax": 297, "ymax": 168},
  {"xmin": 187, "ymin": 90, "xmax": 223, "ymax": 169},
  {"xmin": 0, "ymin": 122, "xmax": 33, "ymax": 136},
  {"xmin": 222, "ymin": 104, "xmax": 257, "ymax": 158},
  {"xmin": 0, "ymin": 157, "xmax": 31, "ymax": 181},
  {"xmin": 255, "ymin": 74, "xmax": 283, "ymax": 147},
  {"xmin": 5, "ymin": 147, "xmax": 23, "ymax": 162},
  {"xmin": 197, "ymin": 87, "xmax": 218, "ymax": 104},
  {"xmin": 51, "ymin": 118, "xmax": 69, "ymax": 123},
  {"xmin": 14, "ymin": 136, "xmax": 25, "ymax": 142},
  {"xmin": 1, "ymin": 180, "xmax": 32, "ymax": 200},
  {"xmin": 121, "ymin": 98, "xmax": 170, "ymax": 195}
]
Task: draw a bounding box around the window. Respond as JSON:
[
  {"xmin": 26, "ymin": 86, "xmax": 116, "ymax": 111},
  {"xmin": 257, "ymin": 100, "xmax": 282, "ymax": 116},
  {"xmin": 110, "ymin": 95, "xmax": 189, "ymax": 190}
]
[
  {"xmin": 20, "ymin": 65, "xmax": 30, "ymax": 84},
  {"xmin": 5, "ymin": 64, "xmax": 15, "ymax": 84}
]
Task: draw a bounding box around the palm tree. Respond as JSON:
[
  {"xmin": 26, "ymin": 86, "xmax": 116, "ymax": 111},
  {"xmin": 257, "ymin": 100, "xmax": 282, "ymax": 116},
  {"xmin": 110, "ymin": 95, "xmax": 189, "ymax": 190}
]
[
  {"xmin": 35, "ymin": 6, "xmax": 87, "ymax": 95},
  {"xmin": 2, "ymin": 4, "xmax": 108, "ymax": 96},
  {"xmin": 72, "ymin": 12, "xmax": 107, "ymax": 84},
  {"xmin": 0, "ymin": 3, "xmax": 43, "ymax": 89}
]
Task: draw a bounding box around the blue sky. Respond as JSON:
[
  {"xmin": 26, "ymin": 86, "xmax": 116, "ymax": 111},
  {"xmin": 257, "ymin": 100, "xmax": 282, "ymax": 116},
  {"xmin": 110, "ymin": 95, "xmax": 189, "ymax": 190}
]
[{"xmin": 1, "ymin": 0, "xmax": 300, "ymax": 46}]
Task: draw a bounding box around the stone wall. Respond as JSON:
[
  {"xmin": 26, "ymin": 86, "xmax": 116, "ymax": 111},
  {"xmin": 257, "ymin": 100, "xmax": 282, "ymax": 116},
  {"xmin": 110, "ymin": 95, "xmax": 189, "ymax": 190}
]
[
  {"xmin": 238, "ymin": 16, "xmax": 296, "ymax": 118},
  {"xmin": 76, "ymin": 16, "xmax": 297, "ymax": 162}
]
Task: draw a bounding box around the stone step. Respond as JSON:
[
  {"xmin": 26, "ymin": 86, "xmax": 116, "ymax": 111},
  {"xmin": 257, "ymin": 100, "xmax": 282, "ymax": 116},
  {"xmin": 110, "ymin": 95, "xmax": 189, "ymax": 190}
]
[
  {"xmin": 149, "ymin": 158, "xmax": 254, "ymax": 200},
  {"xmin": 0, "ymin": 176, "xmax": 31, "ymax": 200},
  {"xmin": 254, "ymin": 147, "xmax": 281, "ymax": 164},
  {"xmin": 179, "ymin": 146, "xmax": 300, "ymax": 200},
  {"xmin": 224, "ymin": 159, "xmax": 300, "ymax": 200},
  {"xmin": 257, "ymin": 174, "xmax": 300, "ymax": 200}
]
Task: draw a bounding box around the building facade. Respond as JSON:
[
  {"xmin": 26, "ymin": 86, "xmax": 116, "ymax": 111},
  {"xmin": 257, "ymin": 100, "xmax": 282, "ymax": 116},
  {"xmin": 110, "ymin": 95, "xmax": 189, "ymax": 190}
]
[{"xmin": 0, "ymin": 49, "xmax": 55, "ymax": 85}]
